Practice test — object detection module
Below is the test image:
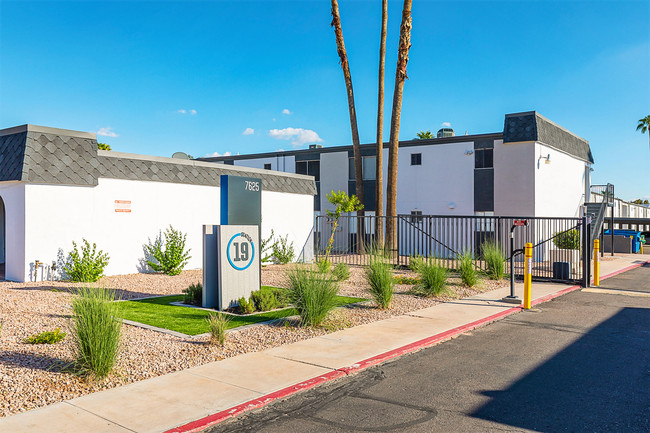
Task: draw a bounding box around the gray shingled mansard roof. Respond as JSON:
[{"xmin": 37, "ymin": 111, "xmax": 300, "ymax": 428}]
[
  {"xmin": 503, "ymin": 111, "xmax": 594, "ymax": 163},
  {"xmin": 0, "ymin": 125, "xmax": 316, "ymax": 195},
  {"xmin": 198, "ymin": 111, "xmax": 594, "ymax": 165}
]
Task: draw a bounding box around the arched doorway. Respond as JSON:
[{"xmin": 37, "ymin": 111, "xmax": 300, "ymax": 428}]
[{"xmin": 0, "ymin": 196, "xmax": 5, "ymax": 280}]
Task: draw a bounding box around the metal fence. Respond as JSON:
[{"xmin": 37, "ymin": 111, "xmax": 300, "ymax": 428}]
[{"xmin": 314, "ymin": 214, "xmax": 587, "ymax": 283}]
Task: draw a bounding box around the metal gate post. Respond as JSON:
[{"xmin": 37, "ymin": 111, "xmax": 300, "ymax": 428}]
[{"xmin": 581, "ymin": 216, "xmax": 590, "ymax": 288}]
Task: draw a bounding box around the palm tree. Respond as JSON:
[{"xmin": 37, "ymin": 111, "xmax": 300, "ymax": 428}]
[
  {"xmin": 385, "ymin": 0, "xmax": 413, "ymax": 250},
  {"xmin": 330, "ymin": 0, "xmax": 364, "ymax": 215},
  {"xmin": 330, "ymin": 0, "xmax": 365, "ymax": 252},
  {"xmin": 416, "ymin": 130, "xmax": 433, "ymax": 139},
  {"xmin": 375, "ymin": 0, "xmax": 388, "ymax": 248},
  {"xmin": 637, "ymin": 115, "xmax": 650, "ymax": 149}
]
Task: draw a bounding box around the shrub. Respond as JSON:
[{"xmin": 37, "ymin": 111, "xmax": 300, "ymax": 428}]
[
  {"xmin": 238, "ymin": 296, "xmax": 255, "ymax": 314},
  {"xmin": 408, "ymin": 255, "xmax": 426, "ymax": 273},
  {"xmin": 414, "ymin": 263, "xmax": 449, "ymax": 297},
  {"xmin": 63, "ymin": 239, "xmax": 110, "ymax": 283},
  {"xmin": 482, "ymin": 242, "xmax": 505, "ymax": 280},
  {"xmin": 205, "ymin": 313, "xmax": 230, "ymax": 345},
  {"xmin": 71, "ymin": 287, "xmax": 122, "ymax": 378},
  {"xmin": 332, "ymin": 263, "xmax": 350, "ymax": 281},
  {"xmin": 393, "ymin": 275, "xmax": 419, "ymax": 285},
  {"xmin": 287, "ymin": 267, "xmax": 339, "ymax": 327},
  {"xmin": 366, "ymin": 258, "xmax": 394, "ymax": 309},
  {"xmin": 24, "ymin": 328, "xmax": 66, "ymax": 344},
  {"xmin": 251, "ymin": 288, "xmax": 278, "ymax": 311},
  {"xmin": 458, "ymin": 251, "xmax": 478, "ymax": 287},
  {"xmin": 183, "ymin": 282, "xmax": 202, "ymax": 305},
  {"xmin": 145, "ymin": 226, "xmax": 191, "ymax": 276},
  {"xmin": 261, "ymin": 229, "xmax": 275, "ymax": 264},
  {"xmin": 316, "ymin": 258, "xmax": 331, "ymax": 274},
  {"xmin": 553, "ymin": 229, "xmax": 580, "ymax": 250},
  {"xmin": 272, "ymin": 234, "xmax": 295, "ymax": 264}
]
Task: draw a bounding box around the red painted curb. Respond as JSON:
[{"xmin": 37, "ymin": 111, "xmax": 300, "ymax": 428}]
[{"xmin": 164, "ymin": 260, "xmax": 648, "ymax": 433}]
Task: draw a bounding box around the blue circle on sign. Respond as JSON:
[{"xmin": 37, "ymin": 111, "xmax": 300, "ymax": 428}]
[{"xmin": 226, "ymin": 233, "xmax": 255, "ymax": 271}]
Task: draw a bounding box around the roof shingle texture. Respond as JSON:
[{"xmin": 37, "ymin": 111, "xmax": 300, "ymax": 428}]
[
  {"xmin": 503, "ymin": 112, "xmax": 594, "ymax": 163},
  {"xmin": 0, "ymin": 130, "xmax": 316, "ymax": 195}
]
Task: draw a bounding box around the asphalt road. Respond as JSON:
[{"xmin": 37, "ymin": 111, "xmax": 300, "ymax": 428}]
[{"xmin": 206, "ymin": 263, "xmax": 650, "ymax": 433}]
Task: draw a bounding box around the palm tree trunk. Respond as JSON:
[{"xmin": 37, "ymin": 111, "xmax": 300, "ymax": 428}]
[
  {"xmin": 385, "ymin": 0, "xmax": 413, "ymax": 251},
  {"xmin": 375, "ymin": 0, "xmax": 387, "ymax": 249},
  {"xmin": 330, "ymin": 0, "xmax": 365, "ymax": 253}
]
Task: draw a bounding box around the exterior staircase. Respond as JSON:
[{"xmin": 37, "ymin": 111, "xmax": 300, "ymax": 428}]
[{"xmin": 586, "ymin": 183, "xmax": 614, "ymax": 242}]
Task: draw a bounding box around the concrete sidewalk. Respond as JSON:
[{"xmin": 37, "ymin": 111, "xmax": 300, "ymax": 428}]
[{"xmin": 1, "ymin": 255, "xmax": 647, "ymax": 433}]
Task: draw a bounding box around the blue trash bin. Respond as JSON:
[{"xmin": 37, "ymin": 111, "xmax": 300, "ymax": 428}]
[{"xmin": 603, "ymin": 230, "xmax": 643, "ymax": 253}]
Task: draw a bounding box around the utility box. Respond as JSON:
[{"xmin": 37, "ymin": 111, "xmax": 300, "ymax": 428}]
[
  {"xmin": 602, "ymin": 235, "xmax": 632, "ymax": 254},
  {"xmin": 203, "ymin": 224, "xmax": 260, "ymax": 310}
]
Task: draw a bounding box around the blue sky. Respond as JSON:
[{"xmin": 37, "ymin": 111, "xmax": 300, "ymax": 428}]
[{"xmin": 1, "ymin": 0, "xmax": 648, "ymax": 200}]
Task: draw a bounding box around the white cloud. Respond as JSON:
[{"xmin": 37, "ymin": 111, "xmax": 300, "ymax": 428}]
[
  {"xmin": 189, "ymin": 109, "xmax": 197, "ymax": 115},
  {"xmin": 282, "ymin": 108, "xmax": 292, "ymax": 115},
  {"xmin": 205, "ymin": 151, "xmax": 232, "ymax": 157},
  {"xmin": 272, "ymin": 118, "xmax": 277, "ymax": 122},
  {"xmin": 441, "ymin": 122, "xmax": 452, "ymax": 127},
  {"xmin": 177, "ymin": 109, "xmax": 197, "ymax": 115},
  {"xmin": 177, "ymin": 109, "xmax": 187, "ymax": 114},
  {"xmin": 97, "ymin": 127, "xmax": 118, "ymax": 138},
  {"xmin": 242, "ymin": 127, "xmax": 255, "ymax": 135},
  {"xmin": 268, "ymin": 127, "xmax": 323, "ymax": 147}
]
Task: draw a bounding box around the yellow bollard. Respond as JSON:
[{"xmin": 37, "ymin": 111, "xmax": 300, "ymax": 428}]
[
  {"xmin": 523, "ymin": 242, "xmax": 532, "ymax": 309},
  {"xmin": 593, "ymin": 239, "xmax": 600, "ymax": 286}
]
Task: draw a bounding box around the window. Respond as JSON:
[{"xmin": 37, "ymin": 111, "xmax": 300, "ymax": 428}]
[
  {"xmin": 264, "ymin": 163, "xmax": 272, "ymax": 170},
  {"xmin": 296, "ymin": 160, "xmax": 319, "ymax": 181},
  {"xmin": 410, "ymin": 210, "xmax": 423, "ymax": 223},
  {"xmin": 411, "ymin": 153, "xmax": 422, "ymax": 165},
  {"xmin": 475, "ymin": 148, "xmax": 493, "ymax": 169},
  {"xmin": 363, "ymin": 156, "xmax": 376, "ymax": 180}
]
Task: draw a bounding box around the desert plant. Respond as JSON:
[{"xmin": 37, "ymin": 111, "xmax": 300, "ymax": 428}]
[
  {"xmin": 408, "ymin": 254, "xmax": 426, "ymax": 273},
  {"xmin": 317, "ymin": 258, "xmax": 331, "ymax": 274},
  {"xmin": 71, "ymin": 287, "xmax": 122, "ymax": 378},
  {"xmin": 482, "ymin": 242, "xmax": 506, "ymax": 280},
  {"xmin": 272, "ymin": 234, "xmax": 295, "ymax": 264},
  {"xmin": 183, "ymin": 282, "xmax": 202, "ymax": 305},
  {"xmin": 457, "ymin": 251, "xmax": 478, "ymax": 287},
  {"xmin": 24, "ymin": 328, "xmax": 66, "ymax": 344},
  {"xmin": 553, "ymin": 229, "xmax": 580, "ymax": 250},
  {"xmin": 145, "ymin": 226, "xmax": 191, "ymax": 276},
  {"xmin": 238, "ymin": 296, "xmax": 255, "ymax": 314},
  {"xmin": 414, "ymin": 263, "xmax": 448, "ymax": 297},
  {"xmin": 332, "ymin": 262, "xmax": 350, "ymax": 281},
  {"xmin": 205, "ymin": 312, "xmax": 230, "ymax": 345},
  {"xmin": 261, "ymin": 229, "xmax": 275, "ymax": 264},
  {"xmin": 366, "ymin": 258, "xmax": 394, "ymax": 309},
  {"xmin": 393, "ymin": 275, "xmax": 419, "ymax": 285},
  {"xmin": 251, "ymin": 288, "xmax": 279, "ymax": 311},
  {"xmin": 63, "ymin": 239, "xmax": 110, "ymax": 283},
  {"xmin": 287, "ymin": 266, "xmax": 339, "ymax": 327}
]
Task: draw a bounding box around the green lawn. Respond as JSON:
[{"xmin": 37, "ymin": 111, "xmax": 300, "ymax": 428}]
[{"xmin": 117, "ymin": 294, "xmax": 366, "ymax": 336}]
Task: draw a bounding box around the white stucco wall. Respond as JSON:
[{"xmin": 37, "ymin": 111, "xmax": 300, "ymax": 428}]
[
  {"xmin": 319, "ymin": 151, "xmax": 349, "ymax": 214},
  {"xmin": 10, "ymin": 177, "xmax": 313, "ymax": 282},
  {"xmin": 494, "ymin": 140, "xmax": 536, "ymax": 216},
  {"xmin": 395, "ymin": 142, "xmax": 475, "ymax": 215},
  {"xmin": 233, "ymin": 155, "xmax": 296, "ymax": 173},
  {"xmin": 0, "ymin": 182, "xmax": 26, "ymax": 282},
  {"xmin": 534, "ymin": 143, "xmax": 586, "ymax": 217}
]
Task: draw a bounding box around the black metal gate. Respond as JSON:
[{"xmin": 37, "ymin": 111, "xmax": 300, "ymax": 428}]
[{"xmin": 314, "ymin": 214, "xmax": 588, "ymax": 284}]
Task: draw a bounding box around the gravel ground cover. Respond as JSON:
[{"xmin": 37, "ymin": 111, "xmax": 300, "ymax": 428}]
[{"xmin": 0, "ymin": 264, "xmax": 506, "ymax": 417}]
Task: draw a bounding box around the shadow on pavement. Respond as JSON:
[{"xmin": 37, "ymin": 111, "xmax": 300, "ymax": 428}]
[{"xmin": 471, "ymin": 306, "xmax": 650, "ymax": 432}]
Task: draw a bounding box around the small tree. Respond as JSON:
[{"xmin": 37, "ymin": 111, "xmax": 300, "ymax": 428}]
[
  {"xmin": 324, "ymin": 190, "xmax": 364, "ymax": 262},
  {"xmin": 145, "ymin": 226, "xmax": 191, "ymax": 276},
  {"xmin": 63, "ymin": 239, "xmax": 110, "ymax": 282},
  {"xmin": 636, "ymin": 115, "xmax": 650, "ymax": 149},
  {"xmin": 416, "ymin": 130, "xmax": 433, "ymax": 139},
  {"xmin": 97, "ymin": 142, "xmax": 112, "ymax": 151}
]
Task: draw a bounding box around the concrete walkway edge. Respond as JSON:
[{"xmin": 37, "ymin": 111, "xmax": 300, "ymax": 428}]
[{"xmin": 164, "ymin": 260, "xmax": 649, "ymax": 433}]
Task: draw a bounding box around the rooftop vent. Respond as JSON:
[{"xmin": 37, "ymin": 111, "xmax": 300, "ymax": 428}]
[
  {"xmin": 309, "ymin": 144, "xmax": 323, "ymax": 149},
  {"xmin": 437, "ymin": 128, "xmax": 455, "ymax": 138}
]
